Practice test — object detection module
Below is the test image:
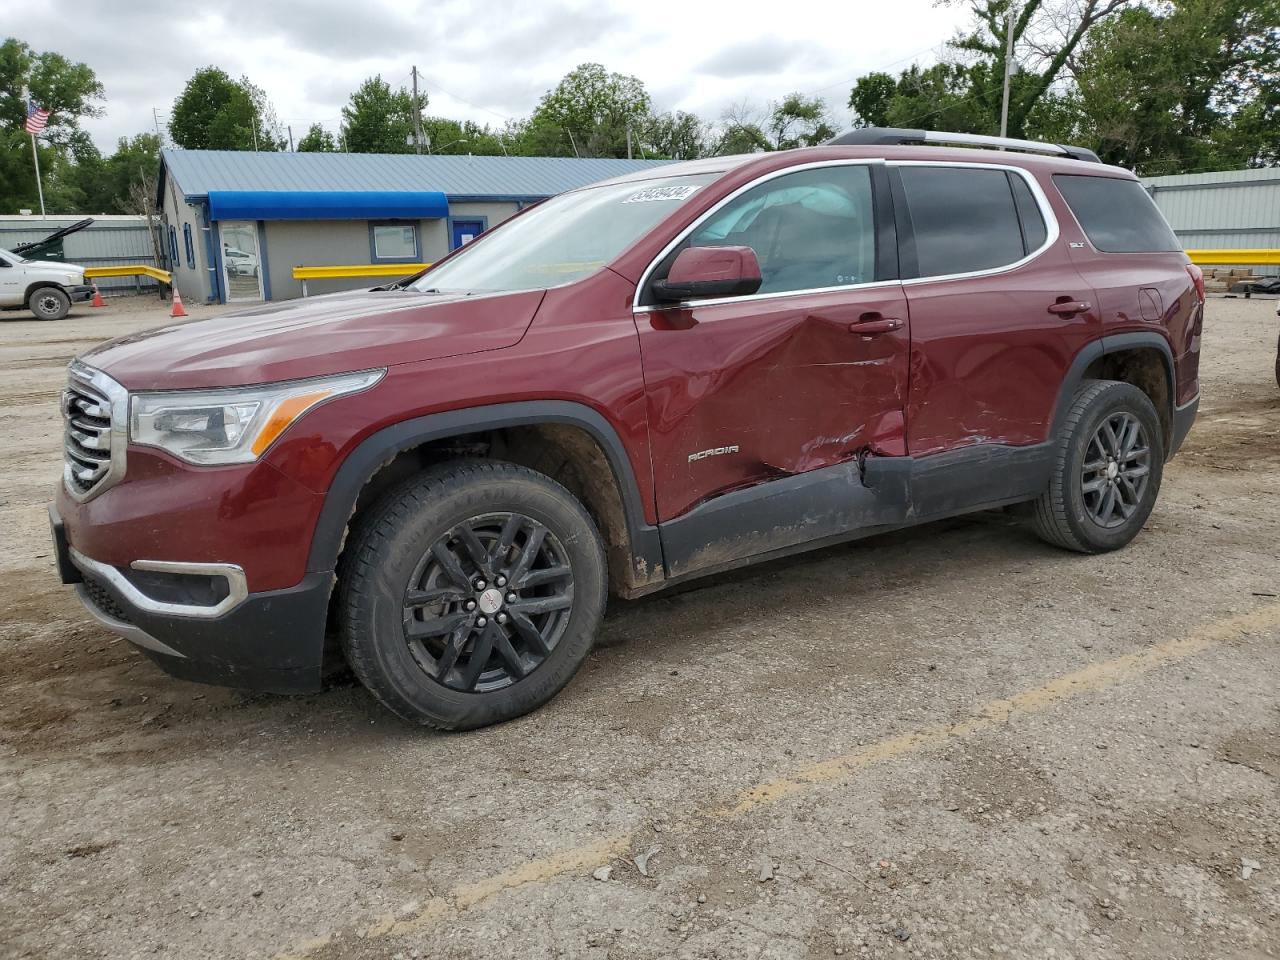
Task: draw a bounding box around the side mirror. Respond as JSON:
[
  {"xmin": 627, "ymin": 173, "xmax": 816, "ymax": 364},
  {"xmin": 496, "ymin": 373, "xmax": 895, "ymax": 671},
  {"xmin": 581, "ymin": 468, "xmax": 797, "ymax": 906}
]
[{"xmin": 651, "ymin": 245, "xmax": 762, "ymax": 303}]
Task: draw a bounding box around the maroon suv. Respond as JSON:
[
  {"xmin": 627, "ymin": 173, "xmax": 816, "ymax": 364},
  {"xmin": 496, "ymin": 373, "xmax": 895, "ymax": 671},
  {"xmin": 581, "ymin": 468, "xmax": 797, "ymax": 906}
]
[{"xmin": 51, "ymin": 128, "xmax": 1203, "ymax": 729}]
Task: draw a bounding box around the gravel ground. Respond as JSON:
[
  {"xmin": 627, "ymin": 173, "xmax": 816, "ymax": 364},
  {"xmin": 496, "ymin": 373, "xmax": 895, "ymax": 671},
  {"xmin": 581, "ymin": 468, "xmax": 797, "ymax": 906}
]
[{"xmin": 1, "ymin": 295, "xmax": 1278, "ymax": 960}]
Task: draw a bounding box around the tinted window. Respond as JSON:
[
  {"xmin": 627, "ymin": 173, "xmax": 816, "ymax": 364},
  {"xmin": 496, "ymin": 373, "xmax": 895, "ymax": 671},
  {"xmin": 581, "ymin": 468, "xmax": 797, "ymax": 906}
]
[
  {"xmin": 683, "ymin": 165, "xmax": 876, "ymax": 295},
  {"xmin": 900, "ymin": 167, "xmax": 1025, "ymax": 276},
  {"xmin": 1054, "ymin": 175, "xmax": 1180, "ymax": 253},
  {"xmin": 1010, "ymin": 174, "xmax": 1047, "ymax": 253}
]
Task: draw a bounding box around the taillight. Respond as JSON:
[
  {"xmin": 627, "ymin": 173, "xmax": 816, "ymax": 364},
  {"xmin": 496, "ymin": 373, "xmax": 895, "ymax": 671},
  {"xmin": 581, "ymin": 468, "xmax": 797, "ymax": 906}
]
[{"xmin": 1185, "ymin": 263, "xmax": 1205, "ymax": 303}]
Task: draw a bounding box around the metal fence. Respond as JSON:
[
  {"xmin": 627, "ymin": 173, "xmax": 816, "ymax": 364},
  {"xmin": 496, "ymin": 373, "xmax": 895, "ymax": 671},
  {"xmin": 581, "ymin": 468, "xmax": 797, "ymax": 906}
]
[
  {"xmin": 1143, "ymin": 168, "xmax": 1280, "ymax": 277},
  {"xmin": 0, "ymin": 215, "xmax": 162, "ymax": 295}
]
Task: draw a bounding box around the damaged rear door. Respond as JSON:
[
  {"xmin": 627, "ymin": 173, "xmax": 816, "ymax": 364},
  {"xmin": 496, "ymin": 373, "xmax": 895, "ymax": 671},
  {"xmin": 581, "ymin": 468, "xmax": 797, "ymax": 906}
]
[{"xmin": 634, "ymin": 160, "xmax": 909, "ymax": 571}]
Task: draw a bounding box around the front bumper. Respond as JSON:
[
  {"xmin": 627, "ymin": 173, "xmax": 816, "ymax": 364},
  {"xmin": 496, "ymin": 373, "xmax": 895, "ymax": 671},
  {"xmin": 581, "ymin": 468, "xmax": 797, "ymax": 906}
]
[
  {"xmin": 51, "ymin": 506, "xmax": 333, "ymax": 694},
  {"xmin": 68, "ymin": 284, "xmax": 94, "ymax": 303}
]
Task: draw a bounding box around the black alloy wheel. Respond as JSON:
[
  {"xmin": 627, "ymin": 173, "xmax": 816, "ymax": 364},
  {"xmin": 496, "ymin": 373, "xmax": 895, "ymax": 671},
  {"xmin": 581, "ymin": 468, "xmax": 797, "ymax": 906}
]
[
  {"xmin": 1030, "ymin": 379, "xmax": 1164, "ymax": 553},
  {"xmin": 403, "ymin": 512, "xmax": 574, "ymax": 692},
  {"xmin": 1079, "ymin": 412, "xmax": 1151, "ymax": 529},
  {"xmin": 339, "ymin": 459, "xmax": 607, "ymax": 730}
]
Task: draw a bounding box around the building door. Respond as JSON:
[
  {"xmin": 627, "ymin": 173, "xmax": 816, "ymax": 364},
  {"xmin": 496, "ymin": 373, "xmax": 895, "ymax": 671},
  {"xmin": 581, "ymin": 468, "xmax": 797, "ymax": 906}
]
[
  {"xmin": 219, "ymin": 221, "xmax": 264, "ymax": 302},
  {"xmin": 450, "ymin": 220, "xmax": 485, "ymax": 250}
]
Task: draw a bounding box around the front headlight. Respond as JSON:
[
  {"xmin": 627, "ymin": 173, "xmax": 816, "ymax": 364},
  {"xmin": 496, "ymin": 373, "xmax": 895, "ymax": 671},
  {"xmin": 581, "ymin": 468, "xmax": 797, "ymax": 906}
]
[{"xmin": 129, "ymin": 369, "xmax": 384, "ymax": 465}]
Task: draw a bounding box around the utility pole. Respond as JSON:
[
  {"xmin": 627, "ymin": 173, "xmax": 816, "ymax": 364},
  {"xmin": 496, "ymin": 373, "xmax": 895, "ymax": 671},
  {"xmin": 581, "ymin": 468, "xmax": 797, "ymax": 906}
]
[
  {"xmin": 287, "ymin": 125, "xmax": 294, "ymax": 151},
  {"xmin": 411, "ymin": 66, "xmax": 425, "ymax": 154},
  {"xmin": 999, "ymin": 3, "xmax": 1017, "ymax": 139},
  {"xmin": 626, "ymin": 125, "xmax": 632, "ymax": 160}
]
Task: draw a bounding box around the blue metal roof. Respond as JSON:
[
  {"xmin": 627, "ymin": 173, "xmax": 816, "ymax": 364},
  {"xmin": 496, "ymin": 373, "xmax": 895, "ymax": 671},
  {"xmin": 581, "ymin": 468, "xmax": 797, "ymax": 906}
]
[
  {"xmin": 207, "ymin": 189, "xmax": 449, "ymax": 221},
  {"xmin": 161, "ymin": 150, "xmax": 673, "ymax": 204}
]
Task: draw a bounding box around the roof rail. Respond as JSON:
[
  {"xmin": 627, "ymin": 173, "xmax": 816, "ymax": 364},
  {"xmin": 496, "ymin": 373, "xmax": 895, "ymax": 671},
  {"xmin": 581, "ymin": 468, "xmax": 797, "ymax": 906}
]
[{"xmin": 825, "ymin": 127, "xmax": 1101, "ymax": 163}]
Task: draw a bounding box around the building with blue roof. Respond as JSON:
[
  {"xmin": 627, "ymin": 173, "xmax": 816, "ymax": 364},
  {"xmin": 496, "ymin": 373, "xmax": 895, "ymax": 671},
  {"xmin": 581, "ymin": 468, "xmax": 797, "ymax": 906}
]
[{"xmin": 157, "ymin": 149, "xmax": 671, "ymax": 304}]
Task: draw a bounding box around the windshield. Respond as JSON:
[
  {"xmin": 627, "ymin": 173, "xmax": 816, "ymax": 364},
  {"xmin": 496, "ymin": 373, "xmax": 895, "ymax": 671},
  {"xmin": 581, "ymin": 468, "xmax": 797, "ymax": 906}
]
[
  {"xmin": 0, "ymin": 247, "xmax": 27, "ymax": 264},
  {"xmin": 409, "ymin": 173, "xmax": 718, "ymax": 294}
]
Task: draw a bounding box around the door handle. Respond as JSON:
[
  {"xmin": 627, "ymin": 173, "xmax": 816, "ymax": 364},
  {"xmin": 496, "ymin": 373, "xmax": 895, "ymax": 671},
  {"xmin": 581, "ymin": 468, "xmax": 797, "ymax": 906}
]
[
  {"xmin": 847, "ymin": 314, "xmax": 903, "ymax": 336},
  {"xmin": 1047, "ymin": 299, "xmax": 1092, "ymax": 317}
]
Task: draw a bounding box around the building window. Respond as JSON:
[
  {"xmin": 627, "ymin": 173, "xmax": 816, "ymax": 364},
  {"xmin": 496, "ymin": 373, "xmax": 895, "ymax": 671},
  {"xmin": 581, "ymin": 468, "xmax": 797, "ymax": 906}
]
[
  {"xmin": 370, "ymin": 222, "xmax": 420, "ymax": 262},
  {"xmin": 168, "ymin": 225, "xmax": 179, "ymax": 268},
  {"xmin": 183, "ymin": 223, "xmax": 196, "ymax": 268}
]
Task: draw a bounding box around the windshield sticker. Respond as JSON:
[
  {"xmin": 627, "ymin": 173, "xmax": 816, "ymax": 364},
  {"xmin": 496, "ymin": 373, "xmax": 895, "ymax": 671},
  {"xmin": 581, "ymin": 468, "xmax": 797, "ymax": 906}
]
[{"xmin": 622, "ymin": 184, "xmax": 700, "ymax": 204}]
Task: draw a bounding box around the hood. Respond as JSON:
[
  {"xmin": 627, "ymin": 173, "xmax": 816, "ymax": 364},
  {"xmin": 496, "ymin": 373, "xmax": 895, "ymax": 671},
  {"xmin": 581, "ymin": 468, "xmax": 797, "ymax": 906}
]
[
  {"xmin": 80, "ymin": 287, "xmax": 546, "ymax": 391},
  {"xmin": 22, "ymin": 258, "xmax": 83, "ymax": 275}
]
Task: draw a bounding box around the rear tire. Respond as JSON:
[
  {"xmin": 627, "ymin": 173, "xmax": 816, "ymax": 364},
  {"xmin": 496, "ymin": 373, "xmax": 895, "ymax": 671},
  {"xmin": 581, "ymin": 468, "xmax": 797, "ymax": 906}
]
[
  {"xmin": 339, "ymin": 459, "xmax": 607, "ymax": 730},
  {"xmin": 28, "ymin": 286, "xmax": 70, "ymax": 321},
  {"xmin": 1031, "ymin": 379, "xmax": 1164, "ymax": 553}
]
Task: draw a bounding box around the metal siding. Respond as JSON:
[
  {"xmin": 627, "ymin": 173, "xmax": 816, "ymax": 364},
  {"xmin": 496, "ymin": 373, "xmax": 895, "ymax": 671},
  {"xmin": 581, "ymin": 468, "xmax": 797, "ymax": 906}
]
[
  {"xmin": 1143, "ymin": 168, "xmax": 1280, "ymax": 277},
  {"xmin": 0, "ymin": 216, "xmax": 161, "ymax": 295}
]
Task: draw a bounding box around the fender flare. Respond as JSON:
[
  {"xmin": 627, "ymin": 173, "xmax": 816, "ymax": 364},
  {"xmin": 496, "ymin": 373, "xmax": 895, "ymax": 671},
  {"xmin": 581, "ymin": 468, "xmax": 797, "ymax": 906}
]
[
  {"xmin": 24, "ymin": 281, "xmax": 70, "ymax": 304},
  {"xmin": 1050, "ymin": 332, "xmax": 1176, "ymax": 442},
  {"xmin": 305, "ymin": 400, "xmax": 663, "ymax": 578}
]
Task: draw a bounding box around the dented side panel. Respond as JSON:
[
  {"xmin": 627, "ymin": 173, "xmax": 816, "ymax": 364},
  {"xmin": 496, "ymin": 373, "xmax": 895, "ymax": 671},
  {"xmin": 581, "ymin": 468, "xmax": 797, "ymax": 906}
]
[
  {"xmin": 636, "ymin": 285, "xmax": 910, "ymax": 522},
  {"xmin": 902, "ymin": 181, "xmax": 1102, "ymax": 456}
]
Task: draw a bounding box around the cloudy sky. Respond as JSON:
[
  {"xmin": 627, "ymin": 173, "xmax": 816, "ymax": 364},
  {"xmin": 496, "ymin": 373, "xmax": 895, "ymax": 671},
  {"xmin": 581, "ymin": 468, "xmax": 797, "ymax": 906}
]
[{"xmin": 14, "ymin": 0, "xmax": 971, "ymax": 150}]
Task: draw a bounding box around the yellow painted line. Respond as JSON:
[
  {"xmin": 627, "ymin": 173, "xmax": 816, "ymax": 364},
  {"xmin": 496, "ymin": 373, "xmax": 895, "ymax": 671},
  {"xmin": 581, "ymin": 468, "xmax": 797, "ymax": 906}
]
[
  {"xmin": 274, "ymin": 601, "xmax": 1280, "ymax": 959},
  {"xmin": 291, "ymin": 263, "xmax": 432, "ymax": 280},
  {"xmin": 1186, "ymin": 248, "xmax": 1280, "ymax": 266},
  {"xmin": 83, "ymin": 264, "xmax": 172, "ymax": 283}
]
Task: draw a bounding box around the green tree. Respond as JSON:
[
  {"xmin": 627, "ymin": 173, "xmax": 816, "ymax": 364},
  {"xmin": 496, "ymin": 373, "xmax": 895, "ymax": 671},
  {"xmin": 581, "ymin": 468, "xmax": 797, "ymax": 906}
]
[
  {"xmin": 296, "ymin": 122, "xmax": 336, "ymax": 152},
  {"xmin": 420, "ymin": 116, "xmax": 508, "ymax": 155},
  {"xmin": 1039, "ymin": 0, "xmax": 1280, "ymax": 172},
  {"xmin": 74, "ymin": 132, "xmax": 161, "ymax": 213},
  {"xmin": 641, "ymin": 111, "xmax": 706, "ymax": 159},
  {"xmin": 526, "ymin": 63, "xmax": 652, "ymax": 158},
  {"xmin": 947, "ymin": 0, "xmax": 1131, "ymax": 138},
  {"xmin": 848, "ymin": 71, "xmax": 898, "ymax": 127},
  {"xmin": 340, "ymin": 76, "xmax": 416, "ymax": 153},
  {"xmin": 768, "ymin": 93, "xmax": 836, "ymax": 149},
  {"xmin": 845, "ymin": 1, "xmax": 1133, "ymax": 140},
  {"xmin": 0, "ymin": 37, "xmax": 104, "ymax": 213},
  {"xmin": 170, "ymin": 67, "xmax": 284, "ymax": 150},
  {"xmin": 709, "ymin": 103, "xmax": 772, "ymax": 156},
  {"xmin": 849, "ymin": 63, "xmax": 990, "ymax": 132}
]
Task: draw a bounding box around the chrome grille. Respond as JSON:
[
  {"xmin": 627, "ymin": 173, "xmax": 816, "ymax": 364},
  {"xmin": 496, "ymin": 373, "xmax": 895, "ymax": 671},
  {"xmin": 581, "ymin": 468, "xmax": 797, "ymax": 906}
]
[{"xmin": 62, "ymin": 362, "xmax": 126, "ymax": 501}]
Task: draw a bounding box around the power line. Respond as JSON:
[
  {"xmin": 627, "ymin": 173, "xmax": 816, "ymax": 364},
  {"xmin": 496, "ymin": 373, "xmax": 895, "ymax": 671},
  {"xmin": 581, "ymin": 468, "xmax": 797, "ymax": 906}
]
[{"xmin": 414, "ymin": 72, "xmax": 515, "ymax": 123}]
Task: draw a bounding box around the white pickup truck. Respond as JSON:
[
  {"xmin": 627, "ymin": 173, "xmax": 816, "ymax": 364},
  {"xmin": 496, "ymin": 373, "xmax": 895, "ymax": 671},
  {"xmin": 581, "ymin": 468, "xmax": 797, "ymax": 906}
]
[{"xmin": 0, "ymin": 247, "xmax": 94, "ymax": 320}]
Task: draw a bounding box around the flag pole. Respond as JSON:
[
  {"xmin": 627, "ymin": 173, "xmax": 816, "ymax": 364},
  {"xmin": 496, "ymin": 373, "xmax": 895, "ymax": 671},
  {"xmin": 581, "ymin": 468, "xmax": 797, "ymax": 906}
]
[{"xmin": 30, "ymin": 132, "xmax": 46, "ymax": 218}]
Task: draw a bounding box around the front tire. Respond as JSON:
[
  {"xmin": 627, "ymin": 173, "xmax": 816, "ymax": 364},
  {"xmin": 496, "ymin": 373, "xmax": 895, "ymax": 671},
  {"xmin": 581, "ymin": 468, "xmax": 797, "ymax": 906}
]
[
  {"xmin": 339, "ymin": 460, "xmax": 607, "ymax": 730},
  {"xmin": 28, "ymin": 286, "xmax": 70, "ymax": 321},
  {"xmin": 1032, "ymin": 379, "xmax": 1165, "ymax": 553}
]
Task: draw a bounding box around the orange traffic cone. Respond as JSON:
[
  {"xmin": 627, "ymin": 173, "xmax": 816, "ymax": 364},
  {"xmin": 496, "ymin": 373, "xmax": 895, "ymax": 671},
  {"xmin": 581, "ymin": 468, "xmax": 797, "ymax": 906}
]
[
  {"xmin": 170, "ymin": 286, "xmax": 188, "ymax": 319},
  {"xmin": 90, "ymin": 284, "xmax": 106, "ymax": 308}
]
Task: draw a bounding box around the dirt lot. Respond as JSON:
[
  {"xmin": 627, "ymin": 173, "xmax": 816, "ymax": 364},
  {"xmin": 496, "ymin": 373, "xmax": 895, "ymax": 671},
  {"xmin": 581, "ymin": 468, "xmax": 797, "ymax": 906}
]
[{"xmin": 2, "ymin": 296, "xmax": 1278, "ymax": 960}]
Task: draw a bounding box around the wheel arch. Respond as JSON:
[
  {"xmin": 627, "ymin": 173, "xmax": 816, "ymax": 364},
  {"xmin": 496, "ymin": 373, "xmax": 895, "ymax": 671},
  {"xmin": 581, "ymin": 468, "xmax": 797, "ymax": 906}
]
[
  {"xmin": 25, "ymin": 281, "xmax": 69, "ymax": 304},
  {"xmin": 1053, "ymin": 333, "xmax": 1176, "ymax": 452},
  {"xmin": 308, "ymin": 401, "xmax": 664, "ymax": 599}
]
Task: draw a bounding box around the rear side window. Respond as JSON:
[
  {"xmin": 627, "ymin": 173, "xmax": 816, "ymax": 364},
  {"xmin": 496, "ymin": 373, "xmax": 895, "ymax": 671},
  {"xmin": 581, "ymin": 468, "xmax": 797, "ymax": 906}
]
[
  {"xmin": 1054, "ymin": 175, "xmax": 1180, "ymax": 253},
  {"xmin": 899, "ymin": 167, "xmax": 1026, "ymax": 277},
  {"xmin": 1010, "ymin": 175, "xmax": 1047, "ymax": 252}
]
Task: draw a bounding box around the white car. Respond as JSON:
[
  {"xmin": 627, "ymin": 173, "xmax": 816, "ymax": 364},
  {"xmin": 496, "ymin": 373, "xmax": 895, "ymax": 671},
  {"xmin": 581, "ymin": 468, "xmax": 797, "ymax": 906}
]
[
  {"xmin": 224, "ymin": 248, "xmax": 259, "ymax": 277},
  {"xmin": 0, "ymin": 247, "xmax": 93, "ymax": 320}
]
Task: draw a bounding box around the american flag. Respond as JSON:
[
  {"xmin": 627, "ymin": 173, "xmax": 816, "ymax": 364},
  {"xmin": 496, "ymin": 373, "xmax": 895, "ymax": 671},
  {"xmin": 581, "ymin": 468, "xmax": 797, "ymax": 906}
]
[{"xmin": 25, "ymin": 97, "xmax": 51, "ymax": 135}]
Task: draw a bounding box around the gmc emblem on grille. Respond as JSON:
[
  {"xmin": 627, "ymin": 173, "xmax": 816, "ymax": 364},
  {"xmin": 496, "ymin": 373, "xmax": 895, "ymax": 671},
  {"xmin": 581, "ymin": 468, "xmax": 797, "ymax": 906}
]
[{"xmin": 688, "ymin": 445, "xmax": 739, "ymax": 463}]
